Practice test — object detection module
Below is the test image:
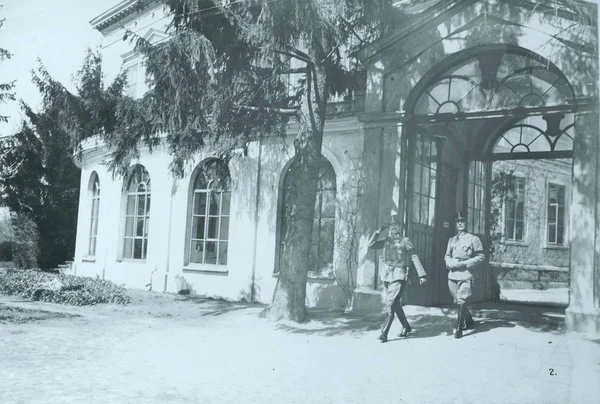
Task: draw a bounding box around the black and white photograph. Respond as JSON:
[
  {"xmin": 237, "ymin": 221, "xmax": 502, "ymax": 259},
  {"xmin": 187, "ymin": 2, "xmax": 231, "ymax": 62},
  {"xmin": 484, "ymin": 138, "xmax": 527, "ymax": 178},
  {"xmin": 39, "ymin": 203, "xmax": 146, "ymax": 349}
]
[{"xmin": 1, "ymin": 0, "xmax": 599, "ymax": 403}]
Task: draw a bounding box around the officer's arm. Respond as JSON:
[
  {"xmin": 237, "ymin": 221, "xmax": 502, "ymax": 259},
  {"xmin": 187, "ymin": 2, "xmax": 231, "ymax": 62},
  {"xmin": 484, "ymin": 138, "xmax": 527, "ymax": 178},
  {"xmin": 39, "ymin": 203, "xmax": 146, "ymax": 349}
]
[
  {"xmin": 368, "ymin": 229, "xmax": 386, "ymax": 250},
  {"xmin": 444, "ymin": 239, "xmax": 458, "ymax": 269},
  {"xmin": 404, "ymin": 238, "xmax": 427, "ymax": 278},
  {"xmin": 457, "ymin": 236, "xmax": 485, "ymax": 269}
]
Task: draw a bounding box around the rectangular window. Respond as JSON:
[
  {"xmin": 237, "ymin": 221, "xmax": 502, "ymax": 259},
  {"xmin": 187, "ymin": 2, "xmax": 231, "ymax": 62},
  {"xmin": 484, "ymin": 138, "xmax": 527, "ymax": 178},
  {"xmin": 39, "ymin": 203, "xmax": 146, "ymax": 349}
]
[
  {"xmin": 547, "ymin": 183, "xmax": 566, "ymax": 245},
  {"xmin": 412, "ymin": 134, "xmax": 437, "ymax": 227},
  {"xmin": 468, "ymin": 161, "xmax": 487, "ymax": 235},
  {"xmin": 124, "ymin": 63, "xmax": 139, "ymax": 98},
  {"xmin": 190, "ymin": 190, "xmax": 230, "ymax": 265},
  {"xmin": 504, "ymin": 177, "xmax": 525, "ymax": 241},
  {"xmin": 123, "ymin": 193, "xmax": 150, "ymax": 260},
  {"xmin": 88, "ymin": 196, "xmax": 100, "ymax": 256}
]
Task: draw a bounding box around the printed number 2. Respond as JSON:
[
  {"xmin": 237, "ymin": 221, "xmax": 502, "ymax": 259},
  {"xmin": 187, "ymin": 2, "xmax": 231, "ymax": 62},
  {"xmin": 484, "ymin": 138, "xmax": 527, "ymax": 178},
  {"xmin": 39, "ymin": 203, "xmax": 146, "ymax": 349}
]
[{"xmin": 549, "ymin": 368, "xmax": 556, "ymax": 376}]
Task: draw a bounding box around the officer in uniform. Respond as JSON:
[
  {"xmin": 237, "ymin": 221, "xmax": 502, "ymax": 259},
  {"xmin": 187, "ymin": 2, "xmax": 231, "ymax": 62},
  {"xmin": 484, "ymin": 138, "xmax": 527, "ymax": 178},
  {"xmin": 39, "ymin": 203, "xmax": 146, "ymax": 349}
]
[
  {"xmin": 445, "ymin": 211, "xmax": 485, "ymax": 338},
  {"xmin": 368, "ymin": 214, "xmax": 427, "ymax": 343}
]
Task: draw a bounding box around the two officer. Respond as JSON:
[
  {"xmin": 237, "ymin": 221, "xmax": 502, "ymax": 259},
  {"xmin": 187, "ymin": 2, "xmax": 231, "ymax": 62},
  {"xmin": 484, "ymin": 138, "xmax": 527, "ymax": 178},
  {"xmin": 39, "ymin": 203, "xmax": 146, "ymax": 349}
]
[
  {"xmin": 368, "ymin": 214, "xmax": 427, "ymax": 343},
  {"xmin": 445, "ymin": 211, "xmax": 484, "ymax": 338}
]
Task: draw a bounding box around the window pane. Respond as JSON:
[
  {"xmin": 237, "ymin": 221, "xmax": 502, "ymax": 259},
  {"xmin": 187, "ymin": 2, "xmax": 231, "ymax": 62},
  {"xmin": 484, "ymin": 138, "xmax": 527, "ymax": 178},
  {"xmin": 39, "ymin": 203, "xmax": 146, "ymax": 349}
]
[
  {"xmin": 421, "ymin": 195, "xmax": 429, "ymax": 225},
  {"xmin": 413, "ymin": 195, "xmax": 420, "ymax": 224},
  {"xmin": 205, "ymin": 241, "xmax": 217, "ymax": 264},
  {"xmin": 218, "ymin": 242, "xmax": 228, "ymax": 265},
  {"xmin": 136, "ymin": 218, "xmax": 145, "ymax": 237},
  {"xmin": 192, "ymin": 216, "xmax": 205, "ymax": 240},
  {"xmin": 318, "ymin": 219, "xmax": 335, "ymax": 269},
  {"xmin": 146, "ymin": 195, "xmax": 151, "ymax": 213},
  {"xmin": 515, "ymin": 221, "xmax": 523, "ymax": 240},
  {"xmin": 137, "ymin": 195, "xmax": 146, "ymax": 216},
  {"xmin": 190, "ymin": 240, "xmax": 204, "ymax": 263},
  {"xmin": 548, "ymin": 224, "xmax": 556, "ymax": 243},
  {"xmin": 125, "ymin": 217, "xmax": 134, "ymax": 237},
  {"xmin": 219, "ymin": 217, "xmax": 229, "ymax": 241},
  {"xmin": 91, "ymin": 217, "xmax": 98, "ymax": 238},
  {"xmin": 413, "ymin": 163, "xmax": 422, "ymax": 193},
  {"xmin": 123, "ymin": 238, "xmax": 133, "ymax": 259},
  {"xmin": 423, "ymin": 167, "xmax": 431, "ymax": 196},
  {"xmin": 207, "ymin": 216, "xmax": 218, "ymax": 239},
  {"xmin": 548, "ymin": 206, "xmax": 556, "ymax": 222},
  {"xmin": 209, "ymin": 193, "xmax": 220, "ymax": 216},
  {"xmin": 143, "ymin": 239, "xmax": 148, "ymax": 260},
  {"xmin": 506, "ymin": 219, "xmax": 515, "ymax": 239},
  {"xmin": 89, "ymin": 237, "xmax": 96, "ymax": 256},
  {"xmin": 516, "ymin": 202, "xmax": 524, "ymax": 222},
  {"xmin": 194, "ymin": 192, "xmax": 207, "ymax": 215},
  {"xmin": 221, "ymin": 192, "xmax": 231, "ymax": 215},
  {"xmin": 134, "ymin": 239, "xmax": 143, "ymax": 259},
  {"xmin": 320, "ymin": 165, "xmax": 336, "ymax": 190},
  {"xmin": 126, "ymin": 195, "xmax": 135, "ymax": 215}
]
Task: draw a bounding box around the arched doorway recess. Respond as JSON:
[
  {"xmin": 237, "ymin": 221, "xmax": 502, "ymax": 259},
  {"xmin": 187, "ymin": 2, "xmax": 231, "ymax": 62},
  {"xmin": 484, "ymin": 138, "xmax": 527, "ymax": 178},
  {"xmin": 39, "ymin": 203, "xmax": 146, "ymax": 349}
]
[{"xmin": 399, "ymin": 45, "xmax": 581, "ymax": 306}]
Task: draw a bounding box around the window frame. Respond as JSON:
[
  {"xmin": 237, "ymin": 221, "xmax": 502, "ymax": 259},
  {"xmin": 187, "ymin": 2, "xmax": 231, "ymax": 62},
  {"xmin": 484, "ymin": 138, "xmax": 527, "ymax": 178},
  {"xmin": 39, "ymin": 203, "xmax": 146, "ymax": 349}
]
[
  {"xmin": 503, "ymin": 176, "xmax": 526, "ymax": 242},
  {"xmin": 546, "ymin": 182, "xmax": 567, "ymax": 246},
  {"xmin": 87, "ymin": 173, "xmax": 100, "ymax": 258},
  {"xmin": 184, "ymin": 160, "xmax": 232, "ymax": 270},
  {"xmin": 275, "ymin": 155, "xmax": 337, "ymax": 276},
  {"xmin": 122, "ymin": 167, "xmax": 151, "ymax": 261}
]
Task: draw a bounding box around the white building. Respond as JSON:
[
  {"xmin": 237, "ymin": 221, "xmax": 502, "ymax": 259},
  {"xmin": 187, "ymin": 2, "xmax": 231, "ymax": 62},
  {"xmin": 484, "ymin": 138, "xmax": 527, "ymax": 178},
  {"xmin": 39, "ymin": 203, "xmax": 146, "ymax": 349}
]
[{"xmin": 72, "ymin": 0, "xmax": 600, "ymax": 335}]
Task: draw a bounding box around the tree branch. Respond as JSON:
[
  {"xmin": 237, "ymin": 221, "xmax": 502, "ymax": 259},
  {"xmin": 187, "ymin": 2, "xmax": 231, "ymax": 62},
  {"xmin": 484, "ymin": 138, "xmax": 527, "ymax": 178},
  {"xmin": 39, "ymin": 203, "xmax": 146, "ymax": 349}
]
[{"xmin": 233, "ymin": 105, "xmax": 299, "ymax": 116}]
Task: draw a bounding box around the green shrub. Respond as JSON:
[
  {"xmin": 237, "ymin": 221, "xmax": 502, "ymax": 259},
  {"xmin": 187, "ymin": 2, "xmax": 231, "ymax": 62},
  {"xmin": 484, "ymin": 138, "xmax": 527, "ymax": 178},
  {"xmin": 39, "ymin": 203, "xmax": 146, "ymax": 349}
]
[
  {"xmin": 10, "ymin": 213, "xmax": 40, "ymax": 269},
  {"xmin": 0, "ymin": 269, "xmax": 131, "ymax": 305},
  {"xmin": 0, "ymin": 241, "xmax": 12, "ymax": 261}
]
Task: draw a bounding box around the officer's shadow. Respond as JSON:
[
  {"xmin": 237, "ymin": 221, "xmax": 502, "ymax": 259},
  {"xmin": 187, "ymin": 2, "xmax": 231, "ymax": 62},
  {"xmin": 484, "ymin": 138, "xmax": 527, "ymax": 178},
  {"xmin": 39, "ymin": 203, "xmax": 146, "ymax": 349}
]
[{"xmin": 385, "ymin": 315, "xmax": 516, "ymax": 341}]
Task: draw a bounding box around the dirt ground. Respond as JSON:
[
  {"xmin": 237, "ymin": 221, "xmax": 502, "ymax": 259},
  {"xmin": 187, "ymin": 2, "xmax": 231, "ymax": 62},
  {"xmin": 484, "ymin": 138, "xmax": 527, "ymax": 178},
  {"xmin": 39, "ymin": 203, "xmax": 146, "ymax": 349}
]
[{"xmin": 1, "ymin": 289, "xmax": 599, "ymax": 404}]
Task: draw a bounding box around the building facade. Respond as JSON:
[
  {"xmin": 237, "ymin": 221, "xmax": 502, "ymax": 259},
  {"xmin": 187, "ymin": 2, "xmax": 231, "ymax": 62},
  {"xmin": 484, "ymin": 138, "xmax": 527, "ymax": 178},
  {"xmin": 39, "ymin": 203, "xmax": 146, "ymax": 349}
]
[{"xmin": 72, "ymin": 0, "xmax": 600, "ymax": 335}]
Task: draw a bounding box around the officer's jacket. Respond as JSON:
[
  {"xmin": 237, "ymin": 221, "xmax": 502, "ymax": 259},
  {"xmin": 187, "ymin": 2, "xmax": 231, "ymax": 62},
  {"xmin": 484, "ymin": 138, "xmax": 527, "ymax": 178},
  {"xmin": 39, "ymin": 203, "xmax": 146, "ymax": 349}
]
[
  {"xmin": 445, "ymin": 232, "xmax": 485, "ymax": 281},
  {"xmin": 369, "ymin": 236, "xmax": 427, "ymax": 283}
]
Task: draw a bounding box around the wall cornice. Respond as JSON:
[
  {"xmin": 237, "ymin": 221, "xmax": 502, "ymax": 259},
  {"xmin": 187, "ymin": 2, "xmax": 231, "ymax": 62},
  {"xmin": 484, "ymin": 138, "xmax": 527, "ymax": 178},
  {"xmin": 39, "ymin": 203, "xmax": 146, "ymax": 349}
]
[{"xmin": 90, "ymin": 0, "xmax": 161, "ymax": 33}]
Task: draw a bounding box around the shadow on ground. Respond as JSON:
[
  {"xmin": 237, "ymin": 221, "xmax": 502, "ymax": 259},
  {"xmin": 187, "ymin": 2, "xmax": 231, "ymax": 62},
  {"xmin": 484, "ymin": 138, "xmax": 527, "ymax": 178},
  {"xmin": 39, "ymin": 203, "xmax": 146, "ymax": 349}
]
[{"xmin": 275, "ymin": 301, "xmax": 565, "ymax": 337}]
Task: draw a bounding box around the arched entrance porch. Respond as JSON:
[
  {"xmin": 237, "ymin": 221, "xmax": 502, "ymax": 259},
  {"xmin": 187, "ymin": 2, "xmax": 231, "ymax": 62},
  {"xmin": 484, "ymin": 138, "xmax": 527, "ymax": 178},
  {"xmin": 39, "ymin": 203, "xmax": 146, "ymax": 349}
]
[{"xmin": 396, "ymin": 45, "xmax": 589, "ymax": 307}]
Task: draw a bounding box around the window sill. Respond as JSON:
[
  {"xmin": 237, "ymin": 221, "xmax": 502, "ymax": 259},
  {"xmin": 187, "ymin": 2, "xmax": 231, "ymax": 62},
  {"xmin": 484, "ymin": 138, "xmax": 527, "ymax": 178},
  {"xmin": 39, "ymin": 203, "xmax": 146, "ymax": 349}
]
[
  {"xmin": 117, "ymin": 259, "xmax": 147, "ymax": 264},
  {"xmin": 183, "ymin": 264, "xmax": 229, "ymax": 274},
  {"xmin": 544, "ymin": 244, "xmax": 569, "ymax": 250},
  {"xmin": 81, "ymin": 256, "xmax": 96, "ymax": 263},
  {"xmin": 272, "ymin": 271, "xmax": 335, "ymax": 281},
  {"xmin": 500, "ymin": 240, "xmax": 528, "ymax": 247}
]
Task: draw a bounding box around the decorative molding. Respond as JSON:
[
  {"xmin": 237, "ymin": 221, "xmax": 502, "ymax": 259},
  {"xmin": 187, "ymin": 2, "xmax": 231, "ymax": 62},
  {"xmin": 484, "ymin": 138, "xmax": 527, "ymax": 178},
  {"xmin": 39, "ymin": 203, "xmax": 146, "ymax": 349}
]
[{"xmin": 90, "ymin": 0, "xmax": 161, "ymax": 33}]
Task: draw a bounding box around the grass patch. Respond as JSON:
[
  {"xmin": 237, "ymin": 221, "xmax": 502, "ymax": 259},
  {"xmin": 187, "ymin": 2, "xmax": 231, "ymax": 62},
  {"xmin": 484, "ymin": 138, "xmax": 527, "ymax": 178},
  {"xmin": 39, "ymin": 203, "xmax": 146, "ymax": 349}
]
[
  {"xmin": 0, "ymin": 269, "xmax": 131, "ymax": 306},
  {"xmin": 0, "ymin": 303, "xmax": 78, "ymax": 324}
]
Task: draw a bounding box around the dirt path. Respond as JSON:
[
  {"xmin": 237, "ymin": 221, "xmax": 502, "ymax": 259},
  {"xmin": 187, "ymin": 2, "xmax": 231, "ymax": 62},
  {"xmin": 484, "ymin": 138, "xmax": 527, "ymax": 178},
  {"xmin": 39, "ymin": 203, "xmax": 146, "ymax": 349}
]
[{"xmin": 1, "ymin": 290, "xmax": 599, "ymax": 404}]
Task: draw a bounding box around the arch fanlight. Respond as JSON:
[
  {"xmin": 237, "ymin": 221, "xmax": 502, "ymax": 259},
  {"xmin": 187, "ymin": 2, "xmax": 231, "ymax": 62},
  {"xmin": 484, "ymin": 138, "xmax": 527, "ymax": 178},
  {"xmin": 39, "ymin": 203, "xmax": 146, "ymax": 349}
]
[
  {"xmin": 412, "ymin": 49, "xmax": 574, "ymax": 116},
  {"xmin": 491, "ymin": 114, "xmax": 574, "ymax": 160}
]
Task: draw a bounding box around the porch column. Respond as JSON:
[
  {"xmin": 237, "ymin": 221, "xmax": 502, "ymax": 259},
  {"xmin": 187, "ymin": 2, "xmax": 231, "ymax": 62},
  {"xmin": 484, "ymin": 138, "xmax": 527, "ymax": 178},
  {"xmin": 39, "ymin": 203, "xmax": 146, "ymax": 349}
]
[
  {"xmin": 565, "ymin": 110, "xmax": 600, "ymax": 335},
  {"xmin": 351, "ymin": 125, "xmax": 384, "ymax": 312},
  {"xmin": 350, "ymin": 122, "xmax": 407, "ymax": 313}
]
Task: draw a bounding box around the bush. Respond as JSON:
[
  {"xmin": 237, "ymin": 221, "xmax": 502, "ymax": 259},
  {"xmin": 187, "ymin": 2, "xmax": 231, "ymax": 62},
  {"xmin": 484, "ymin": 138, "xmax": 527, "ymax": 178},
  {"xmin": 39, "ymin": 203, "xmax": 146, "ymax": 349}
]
[
  {"xmin": 0, "ymin": 269, "xmax": 131, "ymax": 305},
  {"xmin": 10, "ymin": 213, "xmax": 40, "ymax": 269},
  {"xmin": 0, "ymin": 241, "xmax": 12, "ymax": 261}
]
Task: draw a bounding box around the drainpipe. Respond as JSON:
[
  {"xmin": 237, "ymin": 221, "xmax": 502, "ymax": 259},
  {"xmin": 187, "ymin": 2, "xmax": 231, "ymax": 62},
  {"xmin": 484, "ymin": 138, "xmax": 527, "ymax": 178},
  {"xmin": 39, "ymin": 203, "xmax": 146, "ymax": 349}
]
[
  {"xmin": 250, "ymin": 136, "xmax": 263, "ymax": 303},
  {"xmin": 164, "ymin": 180, "xmax": 175, "ymax": 292}
]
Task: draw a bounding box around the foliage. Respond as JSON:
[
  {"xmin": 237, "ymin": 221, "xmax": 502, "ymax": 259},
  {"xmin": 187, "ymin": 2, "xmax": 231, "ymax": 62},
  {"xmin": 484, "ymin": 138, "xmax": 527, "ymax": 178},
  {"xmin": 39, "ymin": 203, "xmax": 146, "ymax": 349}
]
[
  {"xmin": 0, "ymin": 11, "xmax": 15, "ymax": 124},
  {"xmin": 0, "ymin": 268, "xmax": 131, "ymax": 306},
  {"xmin": 0, "ymin": 241, "xmax": 12, "ymax": 261},
  {"xmin": 10, "ymin": 212, "xmax": 40, "ymax": 269},
  {"xmin": 489, "ymin": 168, "xmax": 516, "ymax": 259},
  {"xmin": 0, "ymin": 51, "xmax": 124, "ymax": 268},
  {"xmin": 0, "ymin": 304, "xmax": 75, "ymax": 324}
]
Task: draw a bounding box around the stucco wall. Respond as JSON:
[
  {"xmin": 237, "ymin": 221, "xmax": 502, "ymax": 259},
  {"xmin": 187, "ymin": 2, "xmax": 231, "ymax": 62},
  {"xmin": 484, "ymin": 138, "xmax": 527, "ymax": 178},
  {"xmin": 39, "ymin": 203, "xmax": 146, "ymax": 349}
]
[{"xmin": 73, "ymin": 115, "xmax": 364, "ymax": 308}]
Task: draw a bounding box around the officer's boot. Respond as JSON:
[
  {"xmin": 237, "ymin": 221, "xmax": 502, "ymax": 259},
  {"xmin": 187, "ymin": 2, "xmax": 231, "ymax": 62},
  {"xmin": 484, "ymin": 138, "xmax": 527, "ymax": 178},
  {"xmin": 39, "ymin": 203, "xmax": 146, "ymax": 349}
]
[
  {"xmin": 454, "ymin": 305, "xmax": 465, "ymax": 339},
  {"xmin": 378, "ymin": 312, "xmax": 394, "ymax": 343},
  {"xmin": 464, "ymin": 306, "xmax": 475, "ymax": 330},
  {"xmin": 395, "ymin": 306, "xmax": 412, "ymax": 337}
]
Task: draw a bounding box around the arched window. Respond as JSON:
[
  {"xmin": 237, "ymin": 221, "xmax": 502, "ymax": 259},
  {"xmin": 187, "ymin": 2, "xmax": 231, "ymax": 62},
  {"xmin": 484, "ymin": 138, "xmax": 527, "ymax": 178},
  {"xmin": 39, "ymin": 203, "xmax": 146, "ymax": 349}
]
[
  {"xmin": 88, "ymin": 173, "xmax": 100, "ymax": 257},
  {"xmin": 188, "ymin": 160, "xmax": 231, "ymax": 266},
  {"xmin": 123, "ymin": 166, "xmax": 151, "ymax": 260},
  {"xmin": 279, "ymin": 156, "xmax": 337, "ymax": 273}
]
